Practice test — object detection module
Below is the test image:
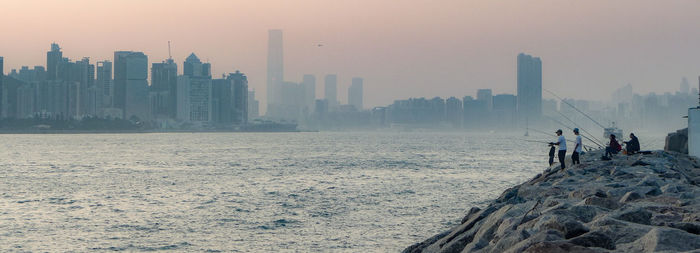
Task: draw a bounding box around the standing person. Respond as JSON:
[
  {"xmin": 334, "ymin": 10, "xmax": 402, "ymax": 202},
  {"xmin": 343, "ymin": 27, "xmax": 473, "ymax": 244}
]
[
  {"xmin": 549, "ymin": 129, "xmax": 567, "ymax": 170},
  {"xmin": 624, "ymin": 133, "xmax": 640, "ymax": 155},
  {"xmin": 572, "ymin": 128, "xmax": 582, "ymax": 165}
]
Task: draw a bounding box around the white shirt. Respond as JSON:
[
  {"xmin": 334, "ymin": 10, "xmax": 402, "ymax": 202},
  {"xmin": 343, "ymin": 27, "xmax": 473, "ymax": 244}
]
[
  {"xmin": 557, "ymin": 135, "xmax": 567, "ymax": 151},
  {"xmin": 575, "ymin": 135, "xmax": 583, "ymax": 153}
]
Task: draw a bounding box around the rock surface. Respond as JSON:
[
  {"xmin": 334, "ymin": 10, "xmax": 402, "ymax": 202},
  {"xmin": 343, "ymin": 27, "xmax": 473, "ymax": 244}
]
[
  {"xmin": 404, "ymin": 150, "xmax": 700, "ymax": 253},
  {"xmin": 665, "ymin": 128, "xmax": 688, "ymax": 154}
]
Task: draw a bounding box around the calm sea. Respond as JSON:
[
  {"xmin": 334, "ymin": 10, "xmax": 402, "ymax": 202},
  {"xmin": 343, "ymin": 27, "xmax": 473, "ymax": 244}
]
[{"xmin": 0, "ymin": 132, "xmax": 664, "ymax": 252}]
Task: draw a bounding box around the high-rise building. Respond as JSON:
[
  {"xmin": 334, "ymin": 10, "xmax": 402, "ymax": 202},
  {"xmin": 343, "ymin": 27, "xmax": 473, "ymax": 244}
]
[
  {"xmin": 183, "ymin": 53, "xmax": 210, "ymax": 78},
  {"xmin": 151, "ymin": 58, "xmax": 177, "ymax": 118},
  {"xmin": 476, "ymin": 89, "xmax": 493, "ymax": 111},
  {"xmin": 248, "ymin": 90, "xmax": 259, "ymax": 119},
  {"xmin": 266, "ymin": 29, "xmax": 284, "ymax": 116},
  {"xmin": 46, "ymin": 43, "xmax": 62, "ymax": 81},
  {"xmin": 228, "ymin": 71, "xmax": 248, "ymax": 125},
  {"xmin": 517, "ymin": 53, "xmax": 542, "ymax": 123},
  {"xmin": 445, "ymin": 96, "xmax": 463, "ymax": 127},
  {"xmin": 96, "ymin": 61, "xmax": 112, "ymax": 109},
  {"xmin": 0, "ymin": 56, "xmax": 3, "ymax": 118},
  {"xmin": 324, "ymin": 74, "xmax": 337, "ymax": 108},
  {"xmin": 681, "ymin": 77, "xmax": 690, "ymax": 95},
  {"xmin": 302, "ymin": 74, "xmax": 315, "ymax": 114},
  {"xmin": 114, "ymin": 51, "xmax": 149, "ymax": 120},
  {"xmin": 348, "ymin": 77, "xmax": 363, "ymax": 110}
]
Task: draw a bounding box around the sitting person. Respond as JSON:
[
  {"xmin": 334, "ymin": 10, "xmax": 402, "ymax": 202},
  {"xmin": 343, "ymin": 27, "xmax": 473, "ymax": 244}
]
[
  {"xmin": 604, "ymin": 134, "xmax": 621, "ymax": 158},
  {"xmin": 623, "ymin": 133, "xmax": 640, "ymax": 154}
]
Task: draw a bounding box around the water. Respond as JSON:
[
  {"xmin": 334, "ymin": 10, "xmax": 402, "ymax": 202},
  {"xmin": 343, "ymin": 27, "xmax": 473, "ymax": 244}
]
[{"xmin": 0, "ymin": 132, "xmax": 663, "ymax": 252}]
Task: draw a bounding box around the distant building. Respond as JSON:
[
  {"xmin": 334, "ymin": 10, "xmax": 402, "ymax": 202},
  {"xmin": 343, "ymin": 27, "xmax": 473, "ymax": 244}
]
[
  {"xmin": 150, "ymin": 58, "xmax": 177, "ymax": 118},
  {"xmin": 46, "ymin": 43, "xmax": 62, "ymax": 81},
  {"xmin": 477, "ymin": 89, "xmax": 493, "ymax": 111},
  {"xmin": 248, "ymin": 90, "xmax": 259, "ymax": 119},
  {"xmin": 183, "ymin": 53, "xmax": 211, "ymax": 78},
  {"xmin": 96, "ymin": 61, "xmax": 112, "ymax": 111},
  {"xmin": 114, "ymin": 51, "xmax": 149, "ymax": 120},
  {"xmin": 176, "ymin": 75, "xmax": 211, "ymax": 122},
  {"xmin": 0, "ymin": 56, "xmax": 4, "ymax": 118},
  {"xmin": 348, "ymin": 77, "xmax": 363, "ymax": 110},
  {"xmin": 517, "ymin": 53, "xmax": 542, "ymax": 123},
  {"xmin": 228, "ymin": 71, "xmax": 248, "ymax": 125},
  {"xmin": 302, "ymin": 74, "xmax": 315, "ymax": 115},
  {"xmin": 324, "ymin": 74, "xmax": 338, "ymax": 109},
  {"xmin": 266, "ymin": 29, "xmax": 284, "ymax": 117},
  {"xmin": 445, "ymin": 96, "xmax": 463, "ymax": 127},
  {"xmin": 681, "ymin": 77, "xmax": 690, "ymax": 95},
  {"xmin": 493, "ymin": 94, "xmax": 517, "ymax": 127}
]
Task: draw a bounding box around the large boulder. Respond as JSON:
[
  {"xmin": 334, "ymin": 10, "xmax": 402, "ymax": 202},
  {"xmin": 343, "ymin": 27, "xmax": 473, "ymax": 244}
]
[{"xmin": 665, "ymin": 128, "xmax": 688, "ymax": 154}]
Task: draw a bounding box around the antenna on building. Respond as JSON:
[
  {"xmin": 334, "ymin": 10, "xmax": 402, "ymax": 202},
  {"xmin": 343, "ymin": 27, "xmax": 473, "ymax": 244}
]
[{"xmin": 168, "ymin": 41, "xmax": 172, "ymax": 60}]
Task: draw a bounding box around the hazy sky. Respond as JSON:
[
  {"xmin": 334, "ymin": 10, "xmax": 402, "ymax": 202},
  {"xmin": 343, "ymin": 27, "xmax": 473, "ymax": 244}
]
[{"xmin": 1, "ymin": 0, "xmax": 699, "ymax": 111}]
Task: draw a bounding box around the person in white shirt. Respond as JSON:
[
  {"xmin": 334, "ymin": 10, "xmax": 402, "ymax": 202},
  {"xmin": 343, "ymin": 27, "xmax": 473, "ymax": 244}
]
[
  {"xmin": 549, "ymin": 129, "xmax": 567, "ymax": 170},
  {"xmin": 572, "ymin": 128, "xmax": 582, "ymax": 165}
]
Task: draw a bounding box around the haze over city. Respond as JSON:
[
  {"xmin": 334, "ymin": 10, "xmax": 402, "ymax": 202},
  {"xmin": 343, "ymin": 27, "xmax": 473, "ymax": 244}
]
[{"xmin": 2, "ymin": 0, "xmax": 700, "ymax": 111}]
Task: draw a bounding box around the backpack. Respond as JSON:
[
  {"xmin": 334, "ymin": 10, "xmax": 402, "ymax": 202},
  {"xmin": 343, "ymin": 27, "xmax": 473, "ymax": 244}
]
[{"xmin": 611, "ymin": 140, "xmax": 621, "ymax": 152}]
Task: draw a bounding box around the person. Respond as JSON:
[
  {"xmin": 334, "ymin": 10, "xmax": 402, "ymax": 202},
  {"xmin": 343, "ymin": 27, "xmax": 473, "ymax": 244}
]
[
  {"xmin": 624, "ymin": 133, "xmax": 640, "ymax": 155},
  {"xmin": 572, "ymin": 128, "xmax": 582, "ymax": 165},
  {"xmin": 548, "ymin": 143, "xmax": 556, "ymax": 167},
  {"xmin": 605, "ymin": 134, "xmax": 622, "ymax": 158},
  {"xmin": 548, "ymin": 129, "xmax": 567, "ymax": 170}
]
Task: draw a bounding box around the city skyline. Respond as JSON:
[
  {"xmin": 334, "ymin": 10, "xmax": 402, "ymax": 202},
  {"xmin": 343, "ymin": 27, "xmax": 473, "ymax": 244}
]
[{"xmin": 2, "ymin": 0, "xmax": 699, "ymax": 111}]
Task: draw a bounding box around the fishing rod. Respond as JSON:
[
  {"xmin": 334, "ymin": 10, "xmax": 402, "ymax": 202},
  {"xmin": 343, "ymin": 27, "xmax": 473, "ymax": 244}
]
[
  {"xmin": 551, "ymin": 110, "xmax": 605, "ymax": 147},
  {"xmin": 545, "ymin": 116, "xmax": 604, "ymax": 149},
  {"xmin": 522, "ymin": 130, "xmax": 597, "ymax": 151},
  {"xmin": 543, "ymin": 88, "xmax": 607, "ymax": 129}
]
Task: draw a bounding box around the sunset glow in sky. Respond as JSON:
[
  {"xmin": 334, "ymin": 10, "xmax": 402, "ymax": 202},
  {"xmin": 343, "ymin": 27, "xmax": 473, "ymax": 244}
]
[{"xmin": 2, "ymin": 0, "xmax": 699, "ymax": 109}]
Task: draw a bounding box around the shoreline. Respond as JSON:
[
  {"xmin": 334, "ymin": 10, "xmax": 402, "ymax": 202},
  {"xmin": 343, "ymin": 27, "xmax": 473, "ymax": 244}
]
[
  {"xmin": 404, "ymin": 150, "xmax": 700, "ymax": 252},
  {"xmin": 0, "ymin": 129, "xmax": 307, "ymax": 134}
]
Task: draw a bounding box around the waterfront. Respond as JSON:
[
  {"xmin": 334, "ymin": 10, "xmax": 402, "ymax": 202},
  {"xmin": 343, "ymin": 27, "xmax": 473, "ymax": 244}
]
[{"xmin": 0, "ymin": 132, "xmax": 663, "ymax": 251}]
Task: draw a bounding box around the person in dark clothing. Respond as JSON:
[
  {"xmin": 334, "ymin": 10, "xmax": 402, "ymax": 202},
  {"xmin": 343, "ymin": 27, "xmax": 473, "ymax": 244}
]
[
  {"xmin": 624, "ymin": 133, "xmax": 640, "ymax": 154},
  {"xmin": 549, "ymin": 129, "xmax": 567, "ymax": 170},
  {"xmin": 572, "ymin": 128, "xmax": 582, "ymax": 165},
  {"xmin": 548, "ymin": 144, "xmax": 556, "ymax": 167},
  {"xmin": 605, "ymin": 134, "xmax": 622, "ymax": 158}
]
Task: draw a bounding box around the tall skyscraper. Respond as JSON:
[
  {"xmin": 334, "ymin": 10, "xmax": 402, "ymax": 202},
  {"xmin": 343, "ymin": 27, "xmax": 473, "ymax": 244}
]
[
  {"xmin": 248, "ymin": 90, "xmax": 259, "ymax": 119},
  {"xmin": 681, "ymin": 77, "xmax": 690, "ymax": 95},
  {"xmin": 96, "ymin": 61, "xmax": 112, "ymax": 108},
  {"xmin": 228, "ymin": 71, "xmax": 249, "ymax": 125},
  {"xmin": 302, "ymin": 74, "xmax": 315, "ymax": 114},
  {"xmin": 151, "ymin": 58, "xmax": 178, "ymax": 118},
  {"xmin": 0, "ymin": 56, "xmax": 3, "ymax": 118},
  {"xmin": 266, "ymin": 29, "xmax": 284, "ymax": 116},
  {"xmin": 516, "ymin": 53, "xmax": 542, "ymax": 122},
  {"xmin": 183, "ymin": 53, "xmax": 211, "ymax": 78},
  {"xmin": 476, "ymin": 89, "xmax": 493, "ymax": 111},
  {"xmin": 46, "ymin": 43, "xmax": 62, "ymax": 81},
  {"xmin": 177, "ymin": 53, "xmax": 212, "ymax": 122},
  {"xmin": 348, "ymin": 77, "xmax": 364, "ymax": 110},
  {"xmin": 114, "ymin": 51, "xmax": 149, "ymax": 120},
  {"xmin": 324, "ymin": 74, "xmax": 337, "ymax": 108}
]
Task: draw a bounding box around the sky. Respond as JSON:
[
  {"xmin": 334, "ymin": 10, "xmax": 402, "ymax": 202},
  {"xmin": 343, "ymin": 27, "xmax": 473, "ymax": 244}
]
[{"xmin": 1, "ymin": 0, "xmax": 699, "ymax": 112}]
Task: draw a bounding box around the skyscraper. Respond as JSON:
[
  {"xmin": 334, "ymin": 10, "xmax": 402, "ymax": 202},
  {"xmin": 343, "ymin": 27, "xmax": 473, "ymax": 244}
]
[
  {"xmin": 228, "ymin": 71, "xmax": 248, "ymax": 125},
  {"xmin": 0, "ymin": 56, "xmax": 3, "ymax": 118},
  {"xmin": 183, "ymin": 53, "xmax": 211, "ymax": 78},
  {"xmin": 151, "ymin": 58, "xmax": 177, "ymax": 118},
  {"xmin": 96, "ymin": 61, "xmax": 112, "ymax": 108},
  {"xmin": 302, "ymin": 74, "xmax": 315, "ymax": 114},
  {"xmin": 266, "ymin": 29, "xmax": 284, "ymax": 116},
  {"xmin": 517, "ymin": 53, "xmax": 542, "ymax": 122},
  {"xmin": 46, "ymin": 43, "xmax": 62, "ymax": 81},
  {"xmin": 348, "ymin": 77, "xmax": 363, "ymax": 110},
  {"xmin": 114, "ymin": 51, "xmax": 149, "ymax": 120},
  {"xmin": 177, "ymin": 53, "xmax": 212, "ymax": 122},
  {"xmin": 324, "ymin": 74, "xmax": 337, "ymax": 108}
]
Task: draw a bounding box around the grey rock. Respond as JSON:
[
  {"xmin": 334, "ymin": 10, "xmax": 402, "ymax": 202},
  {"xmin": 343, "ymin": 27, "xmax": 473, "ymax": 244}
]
[
  {"xmin": 567, "ymin": 231, "xmax": 616, "ymax": 250},
  {"xmin": 624, "ymin": 227, "xmax": 700, "ymax": 252},
  {"xmin": 619, "ymin": 191, "xmax": 643, "ymax": 203},
  {"xmin": 614, "ymin": 208, "xmax": 652, "ymax": 225}
]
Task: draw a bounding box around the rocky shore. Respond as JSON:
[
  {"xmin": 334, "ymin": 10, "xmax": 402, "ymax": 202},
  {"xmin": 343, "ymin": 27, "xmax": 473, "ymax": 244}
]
[{"xmin": 404, "ymin": 150, "xmax": 700, "ymax": 252}]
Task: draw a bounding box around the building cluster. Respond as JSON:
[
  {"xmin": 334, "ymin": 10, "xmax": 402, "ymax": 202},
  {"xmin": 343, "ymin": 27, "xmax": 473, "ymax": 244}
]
[
  {"xmin": 0, "ymin": 44, "xmax": 255, "ymax": 129},
  {"xmin": 264, "ymin": 30, "xmax": 365, "ymax": 129}
]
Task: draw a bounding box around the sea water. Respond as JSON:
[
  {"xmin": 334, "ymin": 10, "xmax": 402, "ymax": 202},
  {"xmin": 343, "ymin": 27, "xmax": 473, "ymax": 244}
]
[{"xmin": 0, "ymin": 132, "xmax": 664, "ymax": 252}]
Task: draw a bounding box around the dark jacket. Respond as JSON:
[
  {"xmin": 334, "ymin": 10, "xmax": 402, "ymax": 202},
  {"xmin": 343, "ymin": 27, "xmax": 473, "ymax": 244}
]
[{"xmin": 627, "ymin": 136, "xmax": 640, "ymax": 152}]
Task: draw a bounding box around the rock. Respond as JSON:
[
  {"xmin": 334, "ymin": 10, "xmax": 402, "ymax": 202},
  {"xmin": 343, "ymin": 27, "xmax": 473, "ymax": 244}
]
[
  {"xmin": 665, "ymin": 128, "xmax": 688, "ymax": 154},
  {"xmin": 404, "ymin": 149, "xmax": 700, "ymax": 252},
  {"xmin": 614, "ymin": 208, "xmax": 652, "ymax": 225},
  {"xmin": 523, "ymin": 241, "xmax": 604, "ymax": 253},
  {"xmin": 623, "ymin": 227, "xmax": 700, "ymax": 252},
  {"xmin": 619, "ymin": 191, "xmax": 643, "ymax": 203},
  {"xmin": 567, "ymin": 231, "xmax": 616, "ymax": 250}
]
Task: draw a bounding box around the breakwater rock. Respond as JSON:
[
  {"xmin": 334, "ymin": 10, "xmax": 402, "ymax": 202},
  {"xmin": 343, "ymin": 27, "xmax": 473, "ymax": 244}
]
[{"xmin": 404, "ymin": 151, "xmax": 700, "ymax": 252}]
